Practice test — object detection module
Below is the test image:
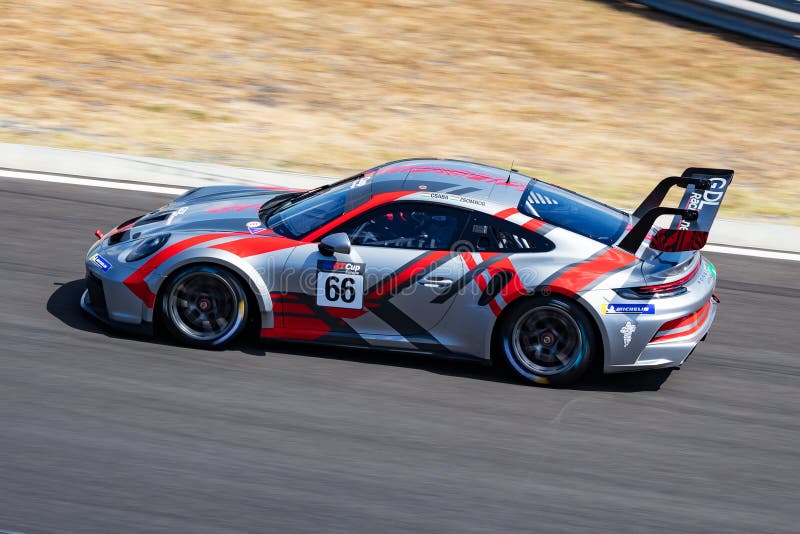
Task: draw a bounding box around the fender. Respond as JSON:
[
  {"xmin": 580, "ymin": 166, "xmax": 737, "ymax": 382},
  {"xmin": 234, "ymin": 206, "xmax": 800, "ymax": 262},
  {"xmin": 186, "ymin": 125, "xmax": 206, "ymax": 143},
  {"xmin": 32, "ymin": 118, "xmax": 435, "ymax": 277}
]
[{"xmin": 143, "ymin": 248, "xmax": 274, "ymax": 328}]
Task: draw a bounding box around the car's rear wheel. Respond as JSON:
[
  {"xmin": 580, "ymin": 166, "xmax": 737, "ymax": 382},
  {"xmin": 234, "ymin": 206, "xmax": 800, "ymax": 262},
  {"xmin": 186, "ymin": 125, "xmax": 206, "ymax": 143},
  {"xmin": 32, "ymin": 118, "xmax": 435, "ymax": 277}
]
[
  {"xmin": 161, "ymin": 265, "xmax": 248, "ymax": 348},
  {"xmin": 495, "ymin": 297, "xmax": 596, "ymax": 386}
]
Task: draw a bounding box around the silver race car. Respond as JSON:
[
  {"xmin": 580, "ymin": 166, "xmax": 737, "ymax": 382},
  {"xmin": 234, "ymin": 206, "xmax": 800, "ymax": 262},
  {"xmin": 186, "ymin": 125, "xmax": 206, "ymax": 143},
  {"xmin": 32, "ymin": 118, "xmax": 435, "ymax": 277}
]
[{"xmin": 82, "ymin": 159, "xmax": 732, "ymax": 385}]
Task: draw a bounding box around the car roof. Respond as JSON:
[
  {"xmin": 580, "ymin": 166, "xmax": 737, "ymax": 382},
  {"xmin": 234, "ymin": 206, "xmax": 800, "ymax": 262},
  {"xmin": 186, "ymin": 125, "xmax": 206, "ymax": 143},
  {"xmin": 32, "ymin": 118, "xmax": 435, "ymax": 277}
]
[{"xmin": 368, "ymin": 158, "xmax": 533, "ymax": 206}]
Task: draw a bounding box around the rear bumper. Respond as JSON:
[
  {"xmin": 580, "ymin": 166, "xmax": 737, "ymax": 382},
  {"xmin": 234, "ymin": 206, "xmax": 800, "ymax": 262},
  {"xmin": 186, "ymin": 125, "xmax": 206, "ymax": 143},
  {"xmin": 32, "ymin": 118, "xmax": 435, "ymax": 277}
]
[{"xmin": 605, "ymin": 296, "xmax": 717, "ymax": 373}]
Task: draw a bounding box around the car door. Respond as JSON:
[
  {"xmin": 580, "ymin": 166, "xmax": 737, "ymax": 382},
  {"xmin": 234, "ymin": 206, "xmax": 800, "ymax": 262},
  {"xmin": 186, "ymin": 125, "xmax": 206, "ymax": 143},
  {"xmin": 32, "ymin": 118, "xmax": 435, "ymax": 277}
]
[{"xmin": 280, "ymin": 201, "xmax": 471, "ymax": 338}]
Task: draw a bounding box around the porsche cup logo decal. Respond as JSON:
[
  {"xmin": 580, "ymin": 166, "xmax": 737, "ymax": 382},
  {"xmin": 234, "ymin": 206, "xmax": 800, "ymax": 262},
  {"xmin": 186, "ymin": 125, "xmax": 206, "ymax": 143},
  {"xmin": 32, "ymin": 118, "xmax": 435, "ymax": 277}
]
[{"xmin": 620, "ymin": 321, "xmax": 636, "ymax": 348}]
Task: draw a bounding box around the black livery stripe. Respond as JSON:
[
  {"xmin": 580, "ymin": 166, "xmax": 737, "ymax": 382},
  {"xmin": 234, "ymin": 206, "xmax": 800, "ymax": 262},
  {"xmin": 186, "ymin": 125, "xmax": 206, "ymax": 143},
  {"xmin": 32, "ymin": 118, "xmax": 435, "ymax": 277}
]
[{"xmin": 430, "ymin": 253, "xmax": 511, "ymax": 304}]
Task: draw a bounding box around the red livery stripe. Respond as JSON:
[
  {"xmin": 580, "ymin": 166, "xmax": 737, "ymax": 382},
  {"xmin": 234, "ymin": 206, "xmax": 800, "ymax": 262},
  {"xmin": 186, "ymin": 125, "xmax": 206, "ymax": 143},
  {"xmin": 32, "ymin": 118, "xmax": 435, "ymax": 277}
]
[
  {"xmin": 461, "ymin": 252, "xmax": 477, "ymax": 271},
  {"xmin": 547, "ymin": 248, "xmax": 637, "ymax": 297},
  {"xmin": 210, "ymin": 235, "xmax": 299, "ymax": 257},
  {"xmin": 367, "ymin": 250, "xmax": 450, "ymax": 299},
  {"xmin": 260, "ymin": 326, "xmax": 327, "ymax": 341},
  {"xmin": 324, "ymin": 307, "xmax": 369, "ymax": 319},
  {"xmin": 124, "ymin": 233, "xmax": 235, "ymax": 308},
  {"xmin": 275, "ymin": 302, "xmax": 315, "ymax": 315},
  {"xmin": 494, "ymin": 207, "xmax": 517, "ymax": 219},
  {"xmin": 522, "ymin": 218, "xmax": 547, "ymax": 232},
  {"xmin": 270, "ymin": 292, "xmax": 299, "ymax": 301},
  {"xmin": 499, "ymin": 271, "xmax": 528, "ymax": 304}
]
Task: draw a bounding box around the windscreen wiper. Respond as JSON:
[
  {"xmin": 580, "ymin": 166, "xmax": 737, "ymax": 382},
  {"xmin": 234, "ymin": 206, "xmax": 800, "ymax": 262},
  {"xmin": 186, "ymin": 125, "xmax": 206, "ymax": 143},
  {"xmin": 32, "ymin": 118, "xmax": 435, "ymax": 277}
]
[{"xmin": 258, "ymin": 192, "xmax": 300, "ymax": 222}]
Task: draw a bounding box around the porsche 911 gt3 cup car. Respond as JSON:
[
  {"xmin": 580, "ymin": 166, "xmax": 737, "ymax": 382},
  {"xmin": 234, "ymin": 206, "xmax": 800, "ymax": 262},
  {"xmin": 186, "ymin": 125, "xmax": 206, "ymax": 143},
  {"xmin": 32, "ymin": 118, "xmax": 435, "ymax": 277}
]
[{"xmin": 82, "ymin": 159, "xmax": 731, "ymax": 385}]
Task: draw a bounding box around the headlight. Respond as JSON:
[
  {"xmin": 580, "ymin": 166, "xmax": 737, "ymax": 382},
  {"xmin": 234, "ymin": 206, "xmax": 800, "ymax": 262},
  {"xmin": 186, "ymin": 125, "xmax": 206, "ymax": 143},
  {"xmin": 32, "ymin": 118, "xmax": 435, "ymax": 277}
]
[{"xmin": 126, "ymin": 234, "xmax": 170, "ymax": 262}]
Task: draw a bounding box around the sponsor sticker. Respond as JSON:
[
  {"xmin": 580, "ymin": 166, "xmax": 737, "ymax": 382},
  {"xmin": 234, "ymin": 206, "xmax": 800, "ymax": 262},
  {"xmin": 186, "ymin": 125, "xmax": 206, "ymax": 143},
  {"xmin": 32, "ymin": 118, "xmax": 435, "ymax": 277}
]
[
  {"xmin": 176, "ymin": 207, "xmax": 189, "ymax": 215},
  {"xmin": 620, "ymin": 321, "xmax": 636, "ymax": 348},
  {"xmin": 602, "ymin": 303, "xmax": 655, "ymax": 314},
  {"xmin": 420, "ymin": 192, "xmax": 487, "ymax": 207},
  {"xmin": 90, "ymin": 253, "xmax": 112, "ymax": 272},
  {"xmin": 247, "ymin": 221, "xmax": 272, "ymax": 234},
  {"xmin": 350, "ymin": 173, "xmax": 373, "ymax": 189}
]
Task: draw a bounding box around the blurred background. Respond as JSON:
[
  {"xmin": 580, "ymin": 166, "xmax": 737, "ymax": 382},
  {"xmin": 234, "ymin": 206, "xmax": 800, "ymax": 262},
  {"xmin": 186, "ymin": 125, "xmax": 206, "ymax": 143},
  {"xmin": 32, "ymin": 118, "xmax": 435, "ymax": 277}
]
[{"xmin": 1, "ymin": 0, "xmax": 798, "ymax": 222}]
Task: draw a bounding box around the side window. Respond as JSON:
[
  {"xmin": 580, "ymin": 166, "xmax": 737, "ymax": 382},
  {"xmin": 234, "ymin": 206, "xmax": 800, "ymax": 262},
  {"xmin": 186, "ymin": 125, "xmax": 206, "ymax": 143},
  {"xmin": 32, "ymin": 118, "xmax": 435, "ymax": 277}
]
[
  {"xmin": 459, "ymin": 213, "xmax": 555, "ymax": 252},
  {"xmin": 333, "ymin": 202, "xmax": 469, "ymax": 250}
]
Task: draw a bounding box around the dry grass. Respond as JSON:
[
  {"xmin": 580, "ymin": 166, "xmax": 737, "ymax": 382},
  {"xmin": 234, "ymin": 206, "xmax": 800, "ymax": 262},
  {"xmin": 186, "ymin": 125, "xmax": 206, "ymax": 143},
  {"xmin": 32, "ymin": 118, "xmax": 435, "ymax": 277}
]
[{"xmin": 1, "ymin": 0, "xmax": 799, "ymax": 222}]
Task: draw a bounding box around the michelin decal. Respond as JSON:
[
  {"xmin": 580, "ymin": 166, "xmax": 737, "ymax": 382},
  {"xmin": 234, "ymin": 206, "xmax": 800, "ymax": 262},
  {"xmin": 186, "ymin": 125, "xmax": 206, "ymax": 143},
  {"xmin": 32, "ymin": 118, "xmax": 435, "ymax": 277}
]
[{"xmin": 602, "ymin": 303, "xmax": 655, "ymax": 314}]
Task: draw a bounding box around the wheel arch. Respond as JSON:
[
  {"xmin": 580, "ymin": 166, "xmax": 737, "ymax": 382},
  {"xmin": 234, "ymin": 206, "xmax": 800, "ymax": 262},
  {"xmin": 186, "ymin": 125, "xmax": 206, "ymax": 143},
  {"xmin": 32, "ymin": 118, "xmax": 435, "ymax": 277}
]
[
  {"xmin": 488, "ymin": 291, "xmax": 607, "ymax": 372},
  {"xmin": 152, "ymin": 251, "xmax": 274, "ymax": 330}
]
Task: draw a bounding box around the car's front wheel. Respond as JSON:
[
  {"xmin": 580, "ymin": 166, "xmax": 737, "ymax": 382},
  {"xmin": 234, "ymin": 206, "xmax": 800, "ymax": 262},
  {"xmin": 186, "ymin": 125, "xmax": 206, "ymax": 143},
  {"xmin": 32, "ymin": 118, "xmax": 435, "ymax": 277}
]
[
  {"xmin": 495, "ymin": 297, "xmax": 596, "ymax": 386},
  {"xmin": 160, "ymin": 265, "xmax": 249, "ymax": 348}
]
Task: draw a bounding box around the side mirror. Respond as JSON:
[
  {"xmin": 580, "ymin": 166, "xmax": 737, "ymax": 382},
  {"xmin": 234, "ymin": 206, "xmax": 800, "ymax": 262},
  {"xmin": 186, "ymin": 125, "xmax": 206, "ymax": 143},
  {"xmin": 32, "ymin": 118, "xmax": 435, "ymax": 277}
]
[{"xmin": 318, "ymin": 232, "xmax": 351, "ymax": 256}]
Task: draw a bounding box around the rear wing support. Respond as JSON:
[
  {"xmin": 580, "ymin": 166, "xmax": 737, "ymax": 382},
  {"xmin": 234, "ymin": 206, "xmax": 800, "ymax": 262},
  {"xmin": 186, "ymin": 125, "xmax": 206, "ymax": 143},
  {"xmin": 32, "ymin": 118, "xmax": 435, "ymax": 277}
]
[
  {"xmin": 621, "ymin": 167, "xmax": 733, "ymax": 255},
  {"xmin": 631, "ymin": 176, "xmax": 710, "ymax": 219},
  {"xmin": 618, "ymin": 207, "xmax": 698, "ymax": 254}
]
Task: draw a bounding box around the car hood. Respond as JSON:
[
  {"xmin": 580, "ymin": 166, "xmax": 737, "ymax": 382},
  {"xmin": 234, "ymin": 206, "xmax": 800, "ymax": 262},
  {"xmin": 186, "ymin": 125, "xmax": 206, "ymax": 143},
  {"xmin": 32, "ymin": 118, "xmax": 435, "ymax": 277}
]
[{"xmin": 106, "ymin": 185, "xmax": 301, "ymax": 243}]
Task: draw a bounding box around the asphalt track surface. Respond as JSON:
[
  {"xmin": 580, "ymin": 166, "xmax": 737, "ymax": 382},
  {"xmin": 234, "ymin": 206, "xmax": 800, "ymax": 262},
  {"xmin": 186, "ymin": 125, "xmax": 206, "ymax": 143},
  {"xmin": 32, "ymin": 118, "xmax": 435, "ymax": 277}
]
[{"xmin": 0, "ymin": 180, "xmax": 798, "ymax": 533}]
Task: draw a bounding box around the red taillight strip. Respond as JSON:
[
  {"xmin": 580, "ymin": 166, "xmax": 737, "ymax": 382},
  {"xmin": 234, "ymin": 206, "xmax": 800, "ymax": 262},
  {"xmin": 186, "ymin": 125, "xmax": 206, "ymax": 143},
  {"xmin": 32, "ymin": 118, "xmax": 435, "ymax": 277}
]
[
  {"xmin": 650, "ymin": 300, "xmax": 713, "ymax": 343},
  {"xmin": 638, "ymin": 259, "xmax": 702, "ymax": 294}
]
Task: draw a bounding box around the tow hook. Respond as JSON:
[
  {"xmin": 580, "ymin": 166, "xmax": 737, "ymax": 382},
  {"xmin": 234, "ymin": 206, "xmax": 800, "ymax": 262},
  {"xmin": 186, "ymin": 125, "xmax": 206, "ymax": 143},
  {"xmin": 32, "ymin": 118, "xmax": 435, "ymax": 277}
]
[{"xmin": 95, "ymin": 229, "xmax": 104, "ymax": 240}]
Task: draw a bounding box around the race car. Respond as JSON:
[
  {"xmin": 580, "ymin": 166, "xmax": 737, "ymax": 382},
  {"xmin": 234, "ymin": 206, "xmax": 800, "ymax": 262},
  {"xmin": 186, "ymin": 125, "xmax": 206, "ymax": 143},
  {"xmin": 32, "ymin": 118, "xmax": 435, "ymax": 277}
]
[{"xmin": 82, "ymin": 159, "xmax": 732, "ymax": 386}]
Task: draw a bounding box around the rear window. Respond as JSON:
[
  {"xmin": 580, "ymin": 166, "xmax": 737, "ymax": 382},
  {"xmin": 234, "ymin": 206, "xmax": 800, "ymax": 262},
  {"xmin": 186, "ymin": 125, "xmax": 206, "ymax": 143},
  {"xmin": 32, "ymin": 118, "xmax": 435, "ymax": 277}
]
[
  {"xmin": 460, "ymin": 213, "xmax": 555, "ymax": 252},
  {"xmin": 519, "ymin": 181, "xmax": 628, "ymax": 245}
]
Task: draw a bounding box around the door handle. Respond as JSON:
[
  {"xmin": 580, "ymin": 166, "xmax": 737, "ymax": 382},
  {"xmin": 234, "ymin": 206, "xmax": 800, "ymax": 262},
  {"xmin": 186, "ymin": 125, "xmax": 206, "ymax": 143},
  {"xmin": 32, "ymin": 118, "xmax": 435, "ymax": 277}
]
[{"xmin": 417, "ymin": 277, "xmax": 454, "ymax": 288}]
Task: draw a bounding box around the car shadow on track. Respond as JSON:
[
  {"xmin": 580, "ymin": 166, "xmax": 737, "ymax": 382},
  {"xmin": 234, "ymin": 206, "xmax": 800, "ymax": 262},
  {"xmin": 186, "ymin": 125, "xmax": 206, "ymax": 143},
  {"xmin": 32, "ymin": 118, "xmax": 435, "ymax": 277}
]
[{"xmin": 48, "ymin": 279, "xmax": 673, "ymax": 392}]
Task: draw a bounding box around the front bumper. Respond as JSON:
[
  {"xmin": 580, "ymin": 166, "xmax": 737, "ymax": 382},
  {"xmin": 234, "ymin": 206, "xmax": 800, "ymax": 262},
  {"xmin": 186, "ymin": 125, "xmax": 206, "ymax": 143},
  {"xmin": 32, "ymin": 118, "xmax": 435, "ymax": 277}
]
[{"xmin": 80, "ymin": 271, "xmax": 154, "ymax": 336}]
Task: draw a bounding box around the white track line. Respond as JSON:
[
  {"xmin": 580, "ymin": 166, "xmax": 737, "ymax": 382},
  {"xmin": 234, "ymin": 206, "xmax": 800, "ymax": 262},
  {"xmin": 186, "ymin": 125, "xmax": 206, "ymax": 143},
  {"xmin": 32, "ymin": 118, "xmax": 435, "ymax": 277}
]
[
  {"xmin": 703, "ymin": 244, "xmax": 800, "ymax": 262},
  {"xmin": 2, "ymin": 169, "xmax": 800, "ymax": 262},
  {"xmin": 0, "ymin": 168, "xmax": 186, "ymax": 195}
]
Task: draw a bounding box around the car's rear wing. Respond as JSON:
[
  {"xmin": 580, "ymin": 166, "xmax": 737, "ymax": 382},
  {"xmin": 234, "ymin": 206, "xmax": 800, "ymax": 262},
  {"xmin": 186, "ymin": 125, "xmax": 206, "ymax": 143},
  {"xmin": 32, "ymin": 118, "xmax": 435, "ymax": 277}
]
[{"xmin": 619, "ymin": 168, "xmax": 734, "ymax": 254}]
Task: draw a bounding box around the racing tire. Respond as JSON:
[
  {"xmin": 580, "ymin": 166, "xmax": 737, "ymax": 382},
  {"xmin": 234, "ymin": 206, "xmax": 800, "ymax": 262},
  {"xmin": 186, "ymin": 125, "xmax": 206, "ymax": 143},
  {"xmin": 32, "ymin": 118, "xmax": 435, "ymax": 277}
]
[
  {"xmin": 160, "ymin": 265, "xmax": 249, "ymax": 348},
  {"xmin": 495, "ymin": 296, "xmax": 597, "ymax": 386}
]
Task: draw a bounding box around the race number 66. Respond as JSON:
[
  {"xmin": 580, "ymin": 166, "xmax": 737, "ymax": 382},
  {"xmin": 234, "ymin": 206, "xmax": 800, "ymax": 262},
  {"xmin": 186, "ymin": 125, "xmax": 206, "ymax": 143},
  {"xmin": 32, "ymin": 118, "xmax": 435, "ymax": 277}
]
[{"xmin": 317, "ymin": 272, "xmax": 364, "ymax": 309}]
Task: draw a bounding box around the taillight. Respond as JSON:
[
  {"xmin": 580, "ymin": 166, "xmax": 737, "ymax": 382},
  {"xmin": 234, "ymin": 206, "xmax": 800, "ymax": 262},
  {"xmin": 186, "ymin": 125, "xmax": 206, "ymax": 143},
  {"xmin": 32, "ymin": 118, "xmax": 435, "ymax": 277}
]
[{"xmin": 615, "ymin": 260, "xmax": 702, "ymax": 300}]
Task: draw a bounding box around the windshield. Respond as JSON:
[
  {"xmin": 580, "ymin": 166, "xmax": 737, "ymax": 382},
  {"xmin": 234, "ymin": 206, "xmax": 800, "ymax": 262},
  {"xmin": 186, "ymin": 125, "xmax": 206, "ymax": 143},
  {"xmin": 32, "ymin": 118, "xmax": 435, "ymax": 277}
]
[
  {"xmin": 267, "ymin": 175, "xmax": 372, "ymax": 239},
  {"xmin": 518, "ymin": 181, "xmax": 628, "ymax": 245}
]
